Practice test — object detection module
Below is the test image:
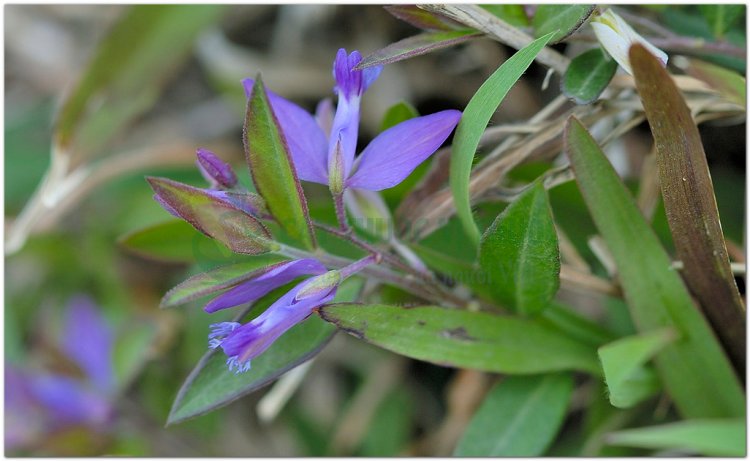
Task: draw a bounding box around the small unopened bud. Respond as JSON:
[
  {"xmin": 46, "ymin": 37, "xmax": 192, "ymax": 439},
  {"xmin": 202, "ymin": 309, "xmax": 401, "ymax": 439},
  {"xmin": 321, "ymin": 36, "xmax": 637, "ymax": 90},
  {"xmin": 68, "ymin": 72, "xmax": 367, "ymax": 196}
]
[
  {"xmin": 196, "ymin": 148, "xmax": 238, "ymax": 189},
  {"xmin": 328, "ymin": 138, "xmax": 345, "ymax": 195},
  {"xmin": 296, "ymin": 271, "xmax": 341, "ymax": 301},
  {"xmin": 591, "ymin": 9, "xmax": 667, "ymax": 75}
]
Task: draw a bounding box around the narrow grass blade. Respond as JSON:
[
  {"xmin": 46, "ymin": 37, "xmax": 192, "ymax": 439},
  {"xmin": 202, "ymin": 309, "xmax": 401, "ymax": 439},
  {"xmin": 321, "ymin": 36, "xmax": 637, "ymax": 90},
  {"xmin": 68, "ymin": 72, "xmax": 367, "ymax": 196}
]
[
  {"xmin": 451, "ymin": 32, "xmax": 555, "ymax": 245},
  {"xmin": 564, "ymin": 116, "xmax": 744, "ymax": 418},
  {"xmin": 607, "ymin": 419, "xmax": 746, "ymax": 456}
]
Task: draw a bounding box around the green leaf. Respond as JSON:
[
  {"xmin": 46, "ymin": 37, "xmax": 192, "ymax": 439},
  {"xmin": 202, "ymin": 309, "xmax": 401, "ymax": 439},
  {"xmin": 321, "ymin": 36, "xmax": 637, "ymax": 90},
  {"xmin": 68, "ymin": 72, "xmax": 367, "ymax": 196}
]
[
  {"xmin": 607, "ymin": 419, "xmax": 746, "ymax": 457},
  {"xmin": 630, "ymin": 44, "xmax": 745, "ymax": 368},
  {"xmin": 562, "ymin": 48, "xmax": 618, "ymax": 104},
  {"xmin": 118, "ymin": 219, "xmax": 227, "ymax": 264},
  {"xmin": 686, "ymin": 59, "xmax": 745, "ymax": 106},
  {"xmin": 244, "ymin": 76, "xmax": 316, "ymax": 250},
  {"xmin": 451, "ymin": 32, "xmax": 555, "ymax": 245},
  {"xmin": 699, "ymin": 5, "xmax": 744, "ymax": 38},
  {"xmin": 532, "ymin": 5, "xmax": 595, "ymax": 44},
  {"xmin": 166, "ymin": 278, "xmax": 363, "ymax": 425},
  {"xmin": 455, "ymin": 373, "xmax": 573, "ymax": 456},
  {"xmin": 539, "ymin": 302, "xmax": 616, "ymax": 348},
  {"xmin": 319, "ymin": 304, "xmax": 600, "ymax": 375},
  {"xmin": 478, "ymin": 182, "xmax": 560, "ymax": 314},
  {"xmin": 380, "ymin": 101, "xmax": 419, "ymax": 131},
  {"xmin": 481, "ymin": 5, "xmax": 529, "ymax": 27},
  {"xmin": 55, "ymin": 5, "xmax": 224, "ymax": 165},
  {"xmin": 356, "ymin": 30, "xmax": 479, "ymax": 70},
  {"xmin": 598, "ymin": 328, "xmax": 676, "ymax": 408},
  {"xmin": 147, "ymin": 177, "xmax": 276, "ymax": 255},
  {"xmin": 161, "ymin": 255, "xmax": 289, "ymax": 307},
  {"xmin": 564, "ymin": 116, "xmax": 744, "ymax": 418}
]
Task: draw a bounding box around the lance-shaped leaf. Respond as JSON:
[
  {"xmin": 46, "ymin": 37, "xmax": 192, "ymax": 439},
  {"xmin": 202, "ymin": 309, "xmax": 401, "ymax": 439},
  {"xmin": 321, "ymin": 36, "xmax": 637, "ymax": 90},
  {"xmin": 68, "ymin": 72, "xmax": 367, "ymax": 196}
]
[
  {"xmin": 356, "ymin": 30, "xmax": 479, "ymax": 70},
  {"xmin": 161, "ymin": 255, "xmax": 289, "ymax": 307},
  {"xmin": 383, "ymin": 5, "xmax": 457, "ymax": 31},
  {"xmin": 598, "ymin": 328, "xmax": 676, "ymax": 409},
  {"xmin": 479, "ymin": 182, "xmax": 560, "ymax": 315},
  {"xmin": 167, "ymin": 278, "xmax": 364, "ymax": 425},
  {"xmin": 147, "ymin": 177, "xmax": 275, "ymax": 255},
  {"xmin": 244, "ymin": 76, "xmax": 316, "ymax": 250},
  {"xmin": 118, "ymin": 219, "xmax": 226, "ymax": 264},
  {"xmin": 562, "ymin": 47, "xmax": 618, "ymax": 104},
  {"xmin": 455, "ymin": 373, "xmax": 573, "ymax": 456},
  {"xmin": 630, "ymin": 44, "xmax": 745, "ymax": 369},
  {"xmin": 451, "ymin": 32, "xmax": 555, "ymax": 245},
  {"xmin": 319, "ymin": 304, "xmax": 600, "ymax": 375},
  {"xmin": 685, "ymin": 59, "xmax": 745, "ymax": 106},
  {"xmin": 564, "ymin": 117, "xmax": 744, "ymax": 418},
  {"xmin": 55, "ymin": 5, "xmax": 224, "ymax": 167},
  {"xmin": 606, "ymin": 419, "xmax": 746, "ymax": 457},
  {"xmin": 532, "ymin": 5, "xmax": 595, "ymax": 44}
]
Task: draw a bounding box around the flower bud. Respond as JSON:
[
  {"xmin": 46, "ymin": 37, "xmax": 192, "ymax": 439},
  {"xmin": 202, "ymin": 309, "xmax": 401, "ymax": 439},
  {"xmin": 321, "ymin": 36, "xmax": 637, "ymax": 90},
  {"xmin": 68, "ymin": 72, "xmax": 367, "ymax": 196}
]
[
  {"xmin": 591, "ymin": 9, "xmax": 667, "ymax": 75},
  {"xmin": 196, "ymin": 148, "xmax": 238, "ymax": 189}
]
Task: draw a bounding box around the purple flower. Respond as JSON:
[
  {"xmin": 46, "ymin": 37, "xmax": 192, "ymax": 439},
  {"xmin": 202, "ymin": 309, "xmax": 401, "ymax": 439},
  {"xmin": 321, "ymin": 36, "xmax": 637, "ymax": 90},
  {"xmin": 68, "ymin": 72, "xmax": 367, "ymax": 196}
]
[
  {"xmin": 209, "ymin": 272, "xmax": 339, "ymax": 373},
  {"xmin": 5, "ymin": 296, "xmax": 116, "ymax": 451},
  {"xmin": 242, "ymin": 48, "xmax": 462, "ymax": 193},
  {"xmin": 205, "ymin": 255, "xmax": 376, "ymax": 373}
]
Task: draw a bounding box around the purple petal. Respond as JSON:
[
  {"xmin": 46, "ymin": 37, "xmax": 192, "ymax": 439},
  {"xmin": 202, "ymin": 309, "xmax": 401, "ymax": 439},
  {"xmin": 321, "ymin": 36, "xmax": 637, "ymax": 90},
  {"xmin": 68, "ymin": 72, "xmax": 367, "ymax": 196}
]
[
  {"xmin": 27, "ymin": 374, "xmax": 112, "ymax": 426},
  {"xmin": 62, "ymin": 296, "xmax": 114, "ymax": 393},
  {"xmin": 332, "ymin": 49, "xmax": 382, "ymax": 100},
  {"xmin": 204, "ymin": 258, "xmax": 327, "ymax": 313},
  {"xmin": 218, "ymin": 277, "xmax": 337, "ymax": 372},
  {"xmin": 315, "ymin": 98, "xmax": 335, "ymax": 137},
  {"xmin": 347, "ymin": 110, "xmax": 461, "ymax": 191},
  {"xmin": 242, "ymin": 78, "xmax": 328, "ymax": 185},
  {"xmin": 196, "ymin": 148, "xmax": 238, "ymax": 189}
]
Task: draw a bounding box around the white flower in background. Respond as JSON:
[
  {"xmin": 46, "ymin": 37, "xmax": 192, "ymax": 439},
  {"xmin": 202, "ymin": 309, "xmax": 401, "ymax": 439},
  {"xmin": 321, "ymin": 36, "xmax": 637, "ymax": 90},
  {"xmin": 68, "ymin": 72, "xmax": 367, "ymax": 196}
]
[{"xmin": 591, "ymin": 8, "xmax": 668, "ymax": 75}]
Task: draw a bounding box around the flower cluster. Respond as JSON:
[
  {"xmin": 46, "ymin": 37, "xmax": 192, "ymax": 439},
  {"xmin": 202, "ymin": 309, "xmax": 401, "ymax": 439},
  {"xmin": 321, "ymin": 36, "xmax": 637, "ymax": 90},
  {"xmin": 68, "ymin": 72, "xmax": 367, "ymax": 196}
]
[{"xmin": 151, "ymin": 48, "xmax": 461, "ymax": 373}]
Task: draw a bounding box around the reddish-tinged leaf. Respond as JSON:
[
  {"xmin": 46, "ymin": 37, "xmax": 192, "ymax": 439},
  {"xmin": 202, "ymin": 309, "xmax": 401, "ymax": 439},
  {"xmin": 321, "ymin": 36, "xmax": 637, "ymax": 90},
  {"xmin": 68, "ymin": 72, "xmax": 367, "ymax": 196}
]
[
  {"xmin": 630, "ymin": 44, "xmax": 745, "ymax": 369},
  {"xmin": 147, "ymin": 177, "xmax": 275, "ymax": 255},
  {"xmin": 384, "ymin": 5, "xmax": 457, "ymax": 31},
  {"xmin": 356, "ymin": 30, "xmax": 479, "ymax": 70}
]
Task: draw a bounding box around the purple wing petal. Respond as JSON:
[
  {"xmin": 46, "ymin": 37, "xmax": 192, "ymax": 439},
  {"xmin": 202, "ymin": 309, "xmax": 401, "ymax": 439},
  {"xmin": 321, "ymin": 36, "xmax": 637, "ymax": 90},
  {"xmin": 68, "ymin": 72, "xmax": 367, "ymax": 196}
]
[
  {"xmin": 347, "ymin": 110, "xmax": 461, "ymax": 191},
  {"xmin": 62, "ymin": 296, "xmax": 114, "ymax": 393},
  {"xmin": 27, "ymin": 374, "xmax": 112, "ymax": 426},
  {"xmin": 218, "ymin": 277, "xmax": 337, "ymax": 372},
  {"xmin": 204, "ymin": 258, "xmax": 327, "ymax": 313},
  {"xmin": 243, "ymin": 78, "xmax": 328, "ymax": 185}
]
